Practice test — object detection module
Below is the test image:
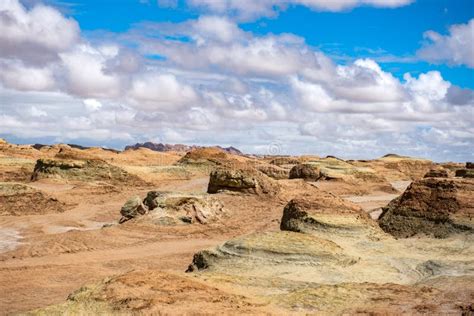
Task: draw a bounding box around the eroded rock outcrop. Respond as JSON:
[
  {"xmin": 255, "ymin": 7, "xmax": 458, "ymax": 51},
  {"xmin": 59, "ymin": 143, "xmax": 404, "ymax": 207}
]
[
  {"xmin": 207, "ymin": 167, "xmax": 279, "ymax": 195},
  {"xmin": 365, "ymin": 155, "xmax": 435, "ymax": 181},
  {"xmin": 177, "ymin": 147, "xmax": 245, "ymax": 167},
  {"xmin": 119, "ymin": 191, "xmax": 226, "ymax": 225},
  {"xmin": 378, "ymin": 178, "xmax": 474, "ymax": 238},
  {"xmin": 31, "ymin": 158, "xmax": 146, "ymax": 186},
  {"xmin": 119, "ymin": 196, "xmax": 148, "ymax": 223},
  {"xmin": 424, "ymin": 168, "xmax": 449, "ymax": 178},
  {"xmin": 280, "ymin": 196, "xmax": 370, "ymax": 234},
  {"xmin": 455, "ymin": 169, "xmax": 474, "ymax": 178},
  {"xmin": 0, "ymin": 182, "xmax": 67, "ymax": 215},
  {"xmin": 255, "ymin": 164, "xmax": 289, "ymax": 180},
  {"xmin": 289, "ymin": 164, "xmax": 321, "ymax": 181}
]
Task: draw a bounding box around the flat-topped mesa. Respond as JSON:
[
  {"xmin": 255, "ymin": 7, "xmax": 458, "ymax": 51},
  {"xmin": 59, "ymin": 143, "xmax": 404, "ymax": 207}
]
[
  {"xmin": 207, "ymin": 166, "xmax": 279, "ymax": 195},
  {"xmin": 378, "ymin": 177, "xmax": 474, "ymax": 238}
]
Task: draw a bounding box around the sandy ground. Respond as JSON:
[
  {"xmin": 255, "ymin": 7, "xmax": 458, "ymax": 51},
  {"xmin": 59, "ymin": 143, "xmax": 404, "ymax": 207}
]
[
  {"xmin": 0, "ymin": 176, "xmax": 402, "ymax": 314},
  {"xmin": 0, "ymin": 147, "xmax": 467, "ymax": 314},
  {"xmin": 0, "ymin": 169, "xmax": 286, "ymax": 314}
]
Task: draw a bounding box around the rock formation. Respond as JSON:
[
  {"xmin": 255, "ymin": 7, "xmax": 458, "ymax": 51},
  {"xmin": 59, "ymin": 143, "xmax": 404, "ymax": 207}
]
[
  {"xmin": 288, "ymin": 163, "xmax": 321, "ymax": 181},
  {"xmin": 280, "ymin": 196, "xmax": 369, "ymax": 233},
  {"xmin": 31, "ymin": 158, "xmax": 146, "ymax": 186},
  {"xmin": 378, "ymin": 177, "xmax": 474, "ymax": 238},
  {"xmin": 455, "ymin": 163, "xmax": 474, "ymax": 178},
  {"xmin": 119, "ymin": 196, "xmax": 148, "ymax": 223},
  {"xmin": 0, "ymin": 182, "xmax": 67, "ymax": 215},
  {"xmin": 207, "ymin": 167, "xmax": 279, "ymax": 195},
  {"xmin": 424, "ymin": 168, "xmax": 449, "ymax": 178},
  {"xmin": 119, "ymin": 191, "xmax": 226, "ymax": 225},
  {"xmin": 177, "ymin": 147, "xmax": 234, "ymax": 166},
  {"xmin": 255, "ymin": 164, "xmax": 289, "ymax": 180}
]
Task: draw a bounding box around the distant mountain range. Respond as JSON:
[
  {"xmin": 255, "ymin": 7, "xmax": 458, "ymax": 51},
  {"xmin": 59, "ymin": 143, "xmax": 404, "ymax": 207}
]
[{"xmin": 124, "ymin": 142, "xmax": 243, "ymax": 155}]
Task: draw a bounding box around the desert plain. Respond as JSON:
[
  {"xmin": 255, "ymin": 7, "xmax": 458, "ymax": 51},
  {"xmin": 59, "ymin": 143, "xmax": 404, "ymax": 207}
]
[{"xmin": 0, "ymin": 138, "xmax": 473, "ymax": 315}]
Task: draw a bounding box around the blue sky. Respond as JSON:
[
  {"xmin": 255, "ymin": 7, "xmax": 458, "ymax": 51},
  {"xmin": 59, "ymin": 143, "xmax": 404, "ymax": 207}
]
[
  {"xmin": 1, "ymin": 0, "xmax": 473, "ymax": 161},
  {"xmin": 41, "ymin": 0, "xmax": 474, "ymax": 87}
]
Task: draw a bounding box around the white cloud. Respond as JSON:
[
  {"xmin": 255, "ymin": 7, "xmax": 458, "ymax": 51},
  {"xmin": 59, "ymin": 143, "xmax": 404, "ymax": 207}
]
[
  {"xmin": 404, "ymin": 71, "xmax": 451, "ymax": 101},
  {"xmin": 0, "ymin": 60, "xmax": 56, "ymax": 91},
  {"xmin": 83, "ymin": 99, "xmax": 103, "ymax": 112},
  {"xmin": 193, "ymin": 16, "xmax": 244, "ymax": 43},
  {"xmin": 28, "ymin": 106, "xmax": 48, "ymax": 118},
  {"xmin": 188, "ymin": 0, "xmax": 412, "ymax": 20},
  {"xmin": 290, "ymin": 77, "xmax": 333, "ymax": 111},
  {"xmin": 156, "ymin": 33, "xmax": 324, "ymax": 77},
  {"xmin": 60, "ymin": 44, "xmax": 123, "ymax": 98},
  {"xmin": 0, "ymin": 0, "xmax": 79, "ymax": 64},
  {"xmin": 128, "ymin": 73, "xmax": 198, "ymax": 111},
  {"xmin": 332, "ymin": 59, "xmax": 405, "ymax": 103},
  {"xmin": 418, "ymin": 19, "xmax": 474, "ymax": 68}
]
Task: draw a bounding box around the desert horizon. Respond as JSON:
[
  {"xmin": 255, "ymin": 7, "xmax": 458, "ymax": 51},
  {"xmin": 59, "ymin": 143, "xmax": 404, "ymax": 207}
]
[{"xmin": 0, "ymin": 138, "xmax": 467, "ymax": 163}]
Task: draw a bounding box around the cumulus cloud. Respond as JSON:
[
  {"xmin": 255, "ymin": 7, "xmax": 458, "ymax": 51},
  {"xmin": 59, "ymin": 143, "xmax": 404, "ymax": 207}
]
[
  {"xmin": 144, "ymin": 26, "xmax": 325, "ymax": 77},
  {"xmin": 60, "ymin": 44, "xmax": 123, "ymax": 98},
  {"xmin": 418, "ymin": 19, "xmax": 474, "ymax": 68},
  {"xmin": 128, "ymin": 73, "xmax": 198, "ymax": 111},
  {"xmin": 332, "ymin": 59, "xmax": 405, "ymax": 103},
  {"xmin": 188, "ymin": 0, "xmax": 413, "ymax": 20},
  {"xmin": 0, "ymin": 0, "xmax": 79, "ymax": 64},
  {"xmin": 192, "ymin": 15, "xmax": 244, "ymax": 43},
  {"xmin": 83, "ymin": 99, "xmax": 102, "ymax": 112},
  {"xmin": 0, "ymin": 60, "xmax": 56, "ymax": 91}
]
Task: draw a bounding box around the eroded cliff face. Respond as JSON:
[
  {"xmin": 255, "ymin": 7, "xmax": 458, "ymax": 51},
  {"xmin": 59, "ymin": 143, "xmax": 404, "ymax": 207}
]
[{"xmin": 379, "ymin": 177, "xmax": 474, "ymax": 238}]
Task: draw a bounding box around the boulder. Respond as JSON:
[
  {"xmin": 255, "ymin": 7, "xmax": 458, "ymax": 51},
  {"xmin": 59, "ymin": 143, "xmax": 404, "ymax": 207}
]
[
  {"xmin": 119, "ymin": 196, "xmax": 148, "ymax": 223},
  {"xmin": 143, "ymin": 191, "xmax": 165, "ymax": 210},
  {"xmin": 378, "ymin": 178, "xmax": 474, "ymax": 238},
  {"xmin": 466, "ymin": 162, "xmax": 474, "ymax": 169},
  {"xmin": 424, "ymin": 168, "xmax": 449, "ymax": 178},
  {"xmin": 207, "ymin": 167, "xmax": 278, "ymax": 195},
  {"xmin": 289, "ymin": 164, "xmax": 321, "ymax": 181}
]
